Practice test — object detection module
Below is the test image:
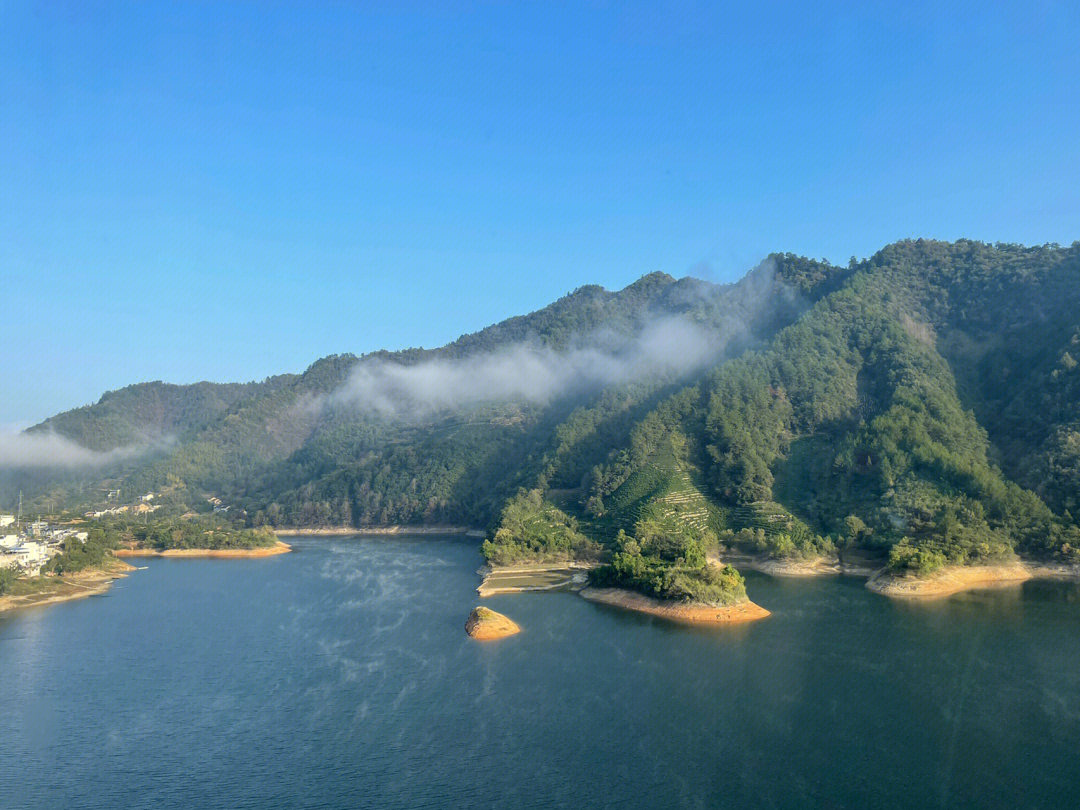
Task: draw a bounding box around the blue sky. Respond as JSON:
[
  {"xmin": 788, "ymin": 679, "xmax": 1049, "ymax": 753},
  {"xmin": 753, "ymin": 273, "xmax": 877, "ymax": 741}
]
[{"xmin": 2, "ymin": 1, "xmax": 1078, "ymax": 425}]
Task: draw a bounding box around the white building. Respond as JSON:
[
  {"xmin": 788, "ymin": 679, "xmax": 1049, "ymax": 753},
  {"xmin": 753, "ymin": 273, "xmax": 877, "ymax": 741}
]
[
  {"xmin": 1, "ymin": 535, "xmax": 19, "ymax": 551},
  {"xmin": 0, "ymin": 514, "xmax": 14, "ymax": 528},
  {"xmin": 2, "ymin": 541, "xmax": 50, "ymax": 577}
]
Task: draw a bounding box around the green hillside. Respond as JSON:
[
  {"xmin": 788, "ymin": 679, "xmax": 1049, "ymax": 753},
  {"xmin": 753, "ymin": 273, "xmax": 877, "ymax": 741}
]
[{"xmin": 9, "ymin": 239, "xmax": 1080, "ymax": 600}]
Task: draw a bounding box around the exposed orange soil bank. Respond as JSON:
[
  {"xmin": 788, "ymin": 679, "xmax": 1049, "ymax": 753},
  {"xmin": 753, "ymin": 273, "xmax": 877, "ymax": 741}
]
[
  {"xmin": 465, "ymin": 606, "xmax": 521, "ymax": 640},
  {"xmin": 866, "ymin": 562, "xmax": 1034, "ymax": 599},
  {"xmin": 114, "ymin": 540, "xmax": 292, "ymax": 558},
  {"xmin": 579, "ymin": 587, "xmax": 770, "ymax": 625}
]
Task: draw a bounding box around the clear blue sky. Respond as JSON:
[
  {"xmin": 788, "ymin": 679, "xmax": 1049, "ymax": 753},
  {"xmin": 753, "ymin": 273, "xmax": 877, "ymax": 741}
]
[{"xmin": 3, "ymin": 1, "xmax": 1078, "ymax": 425}]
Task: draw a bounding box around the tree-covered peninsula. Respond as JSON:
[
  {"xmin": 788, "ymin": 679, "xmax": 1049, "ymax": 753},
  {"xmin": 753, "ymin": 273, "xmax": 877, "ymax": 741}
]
[
  {"xmin": 0, "ymin": 509, "xmax": 281, "ymax": 613},
  {"xmin": 8, "ymin": 239, "xmax": 1080, "ymax": 603}
]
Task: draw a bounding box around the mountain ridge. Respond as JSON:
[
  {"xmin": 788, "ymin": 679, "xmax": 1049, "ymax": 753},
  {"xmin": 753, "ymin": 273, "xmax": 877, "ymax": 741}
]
[{"xmin": 7, "ymin": 238, "xmax": 1080, "ymax": 590}]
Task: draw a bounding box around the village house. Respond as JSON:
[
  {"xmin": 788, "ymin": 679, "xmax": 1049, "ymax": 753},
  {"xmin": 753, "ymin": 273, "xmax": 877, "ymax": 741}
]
[{"xmin": 0, "ymin": 541, "xmax": 50, "ymax": 577}]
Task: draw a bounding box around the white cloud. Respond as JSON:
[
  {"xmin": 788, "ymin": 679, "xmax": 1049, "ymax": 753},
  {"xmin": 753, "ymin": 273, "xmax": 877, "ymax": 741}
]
[
  {"xmin": 326, "ymin": 260, "xmax": 793, "ymax": 418},
  {"xmin": 0, "ymin": 430, "xmax": 156, "ymax": 468},
  {"xmin": 331, "ymin": 315, "xmax": 725, "ymax": 416}
]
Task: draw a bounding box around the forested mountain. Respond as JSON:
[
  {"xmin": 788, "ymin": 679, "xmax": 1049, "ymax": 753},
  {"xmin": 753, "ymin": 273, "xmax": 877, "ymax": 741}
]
[{"xmin": 9, "ymin": 239, "xmax": 1080, "ymax": 586}]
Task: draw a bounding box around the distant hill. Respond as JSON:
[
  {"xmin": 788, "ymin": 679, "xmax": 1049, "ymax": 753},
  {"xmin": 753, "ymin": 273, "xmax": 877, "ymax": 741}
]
[{"xmin": 9, "ymin": 239, "xmax": 1080, "ymax": 581}]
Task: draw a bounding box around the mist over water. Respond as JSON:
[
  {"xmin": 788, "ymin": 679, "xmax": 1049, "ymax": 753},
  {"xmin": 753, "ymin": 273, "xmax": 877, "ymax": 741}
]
[{"xmin": 1, "ymin": 536, "xmax": 1078, "ymax": 809}]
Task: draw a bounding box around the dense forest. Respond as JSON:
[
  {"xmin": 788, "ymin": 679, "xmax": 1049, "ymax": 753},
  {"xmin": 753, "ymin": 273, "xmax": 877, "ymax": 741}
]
[{"xmin": 8, "ymin": 239, "xmax": 1080, "ymax": 600}]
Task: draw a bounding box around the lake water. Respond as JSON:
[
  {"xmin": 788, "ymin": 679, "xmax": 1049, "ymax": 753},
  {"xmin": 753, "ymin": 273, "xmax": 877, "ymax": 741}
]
[{"xmin": 2, "ymin": 536, "xmax": 1079, "ymax": 809}]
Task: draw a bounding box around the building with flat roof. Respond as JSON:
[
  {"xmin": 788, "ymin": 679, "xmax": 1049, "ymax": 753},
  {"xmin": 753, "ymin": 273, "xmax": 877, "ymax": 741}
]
[{"xmin": 1, "ymin": 541, "xmax": 50, "ymax": 577}]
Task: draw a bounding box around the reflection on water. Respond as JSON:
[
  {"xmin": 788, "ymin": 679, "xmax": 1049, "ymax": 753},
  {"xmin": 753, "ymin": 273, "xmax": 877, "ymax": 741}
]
[
  {"xmin": 1021, "ymin": 577, "xmax": 1080, "ymax": 604},
  {"xmin": 1, "ymin": 538, "xmax": 1078, "ymax": 809}
]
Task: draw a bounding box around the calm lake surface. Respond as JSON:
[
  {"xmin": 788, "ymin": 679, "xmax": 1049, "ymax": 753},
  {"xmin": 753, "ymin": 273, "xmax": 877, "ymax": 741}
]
[{"xmin": 2, "ymin": 535, "xmax": 1079, "ymax": 809}]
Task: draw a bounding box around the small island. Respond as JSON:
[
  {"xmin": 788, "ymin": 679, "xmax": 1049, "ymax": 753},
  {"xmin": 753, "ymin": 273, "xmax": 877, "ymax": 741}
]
[
  {"xmin": 465, "ymin": 606, "xmax": 521, "ymax": 640},
  {"xmin": 579, "ymin": 586, "xmax": 770, "ymax": 624},
  {"xmin": 581, "ymin": 528, "xmax": 770, "ymax": 625}
]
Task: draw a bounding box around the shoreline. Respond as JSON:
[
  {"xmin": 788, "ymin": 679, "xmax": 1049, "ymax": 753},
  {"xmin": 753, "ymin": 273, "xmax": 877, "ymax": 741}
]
[
  {"xmin": 477, "ymin": 561, "xmax": 597, "ymax": 597},
  {"xmin": 465, "ymin": 606, "xmax": 521, "ymax": 640},
  {"xmin": 276, "ymin": 526, "xmax": 485, "ymax": 538},
  {"xmin": 579, "ymin": 587, "xmax": 770, "ymax": 625},
  {"xmin": 866, "ymin": 560, "xmax": 1080, "ymax": 600},
  {"xmin": 114, "ymin": 540, "xmax": 292, "ymax": 559},
  {"xmin": 720, "ymin": 550, "xmax": 1080, "ymax": 601},
  {"xmin": 716, "ymin": 552, "xmax": 880, "ymax": 578},
  {"xmin": 0, "ymin": 558, "xmax": 137, "ymax": 614}
]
